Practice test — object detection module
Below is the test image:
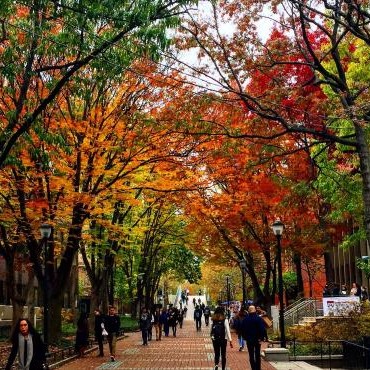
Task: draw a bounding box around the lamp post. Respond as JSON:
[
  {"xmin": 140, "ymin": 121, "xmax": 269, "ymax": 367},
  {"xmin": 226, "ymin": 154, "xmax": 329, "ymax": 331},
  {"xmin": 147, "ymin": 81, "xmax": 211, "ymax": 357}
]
[
  {"xmin": 226, "ymin": 275, "xmax": 230, "ymax": 306},
  {"xmin": 40, "ymin": 223, "xmax": 52, "ymax": 352},
  {"xmin": 271, "ymin": 218, "xmax": 286, "ymax": 348},
  {"xmin": 239, "ymin": 259, "xmax": 247, "ymax": 307},
  {"xmin": 138, "ymin": 273, "xmax": 144, "ymax": 314}
]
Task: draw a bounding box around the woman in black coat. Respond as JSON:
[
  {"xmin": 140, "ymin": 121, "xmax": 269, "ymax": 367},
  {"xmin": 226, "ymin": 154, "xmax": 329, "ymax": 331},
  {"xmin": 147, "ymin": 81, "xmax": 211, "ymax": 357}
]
[
  {"xmin": 5, "ymin": 318, "xmax": 46, "ymax": 370},
  {"xmin": 75, "ymin": 312, "xmax": 89, "ymax": 357}
]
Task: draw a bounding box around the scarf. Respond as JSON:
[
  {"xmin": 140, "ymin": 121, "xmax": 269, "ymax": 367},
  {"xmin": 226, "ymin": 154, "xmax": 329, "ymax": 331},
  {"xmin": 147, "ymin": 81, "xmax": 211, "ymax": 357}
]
[{"xmin": 18, "ymin": 333, "xmax": 33, "ymax": 370}]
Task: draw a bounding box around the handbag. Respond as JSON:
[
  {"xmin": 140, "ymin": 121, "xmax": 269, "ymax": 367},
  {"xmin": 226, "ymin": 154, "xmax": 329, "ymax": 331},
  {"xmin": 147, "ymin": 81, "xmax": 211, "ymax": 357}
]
[{"xmin": 101, "ymin": 323, "xmax": 108, "ymax": 336}]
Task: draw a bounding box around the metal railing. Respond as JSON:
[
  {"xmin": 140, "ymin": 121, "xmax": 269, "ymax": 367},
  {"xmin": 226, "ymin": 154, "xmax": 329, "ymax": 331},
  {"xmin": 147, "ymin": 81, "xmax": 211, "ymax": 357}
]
[
  {"xmin": 289, "ymin": 339, "xmax": 370, "ymax": 369},
  {"xmin": 284, "ymin": 298, "xmax": 323, "ymax": 327},
  {"xmin": 343, "ymin": 341, "xmax": 370, "ymax": 369}
]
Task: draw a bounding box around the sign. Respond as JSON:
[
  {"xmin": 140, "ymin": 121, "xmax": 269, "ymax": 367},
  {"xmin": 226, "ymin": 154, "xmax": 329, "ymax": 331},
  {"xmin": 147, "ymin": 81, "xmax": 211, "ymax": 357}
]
[{"xmin": 323, "ymin": 296, "xmax": 360, "ymax": 316}]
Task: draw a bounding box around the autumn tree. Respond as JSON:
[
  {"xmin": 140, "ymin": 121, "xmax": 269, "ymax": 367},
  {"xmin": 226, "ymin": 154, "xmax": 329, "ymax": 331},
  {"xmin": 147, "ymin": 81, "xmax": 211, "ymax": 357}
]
[
  {"xmin": 0, "ymin": 0, "xmax": 198, "ymax": 167},
  {"xmin": 171, "ymin": 0, "xmax": 370, "ymax": 246},
  {"xmin": 173, "ymin": 118, "xmax": 326, "ymax": 309}
]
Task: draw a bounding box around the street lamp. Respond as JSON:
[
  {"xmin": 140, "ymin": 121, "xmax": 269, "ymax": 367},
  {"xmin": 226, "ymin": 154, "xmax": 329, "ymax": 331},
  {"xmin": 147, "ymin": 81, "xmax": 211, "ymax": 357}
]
[
  {"xmin": 239, "ymin": 259, "xmax": 247, "ymax": 307},
  {"xmin": 40, "ymin": 223, "xmax": 52, "ymax": 352},
  {"xmin": 271, "ymin": 218, "xmax": 286, "ymax": 348},
  {"xmin": 226, "ymin": 275, "xmax": 230, "ymax": 305},
  {"xmin": 138, "ymin": 273, "xmax": 144, "ymax": 314}
]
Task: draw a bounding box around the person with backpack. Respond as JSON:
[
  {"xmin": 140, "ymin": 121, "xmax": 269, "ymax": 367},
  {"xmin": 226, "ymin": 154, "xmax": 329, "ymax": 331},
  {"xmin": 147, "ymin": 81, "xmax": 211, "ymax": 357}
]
[
  {"xmin": 203, "ymin": 306, "xmax": 211, "ymax": 326},
  {"xmin": 210, "ymin": 306, "xmax": 233, "ymax": 370},
  {"xmin": 241, "ymin": 305, "xmax": 267, "ymax": 370},
  {"xmin": 194, "ymin": 305, "xmax": 203, "ymax": 331}
]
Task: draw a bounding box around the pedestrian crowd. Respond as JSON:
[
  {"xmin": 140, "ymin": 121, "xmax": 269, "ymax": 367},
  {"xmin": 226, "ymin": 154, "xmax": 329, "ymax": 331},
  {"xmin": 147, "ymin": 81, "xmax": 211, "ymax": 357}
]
[
  {"xmin": 208, "ymin": 304, "xmax": 268, "ymax": 370},
  {"xmin": 4, "ymin": 291, "xmax": 271, "ymax": 370}
]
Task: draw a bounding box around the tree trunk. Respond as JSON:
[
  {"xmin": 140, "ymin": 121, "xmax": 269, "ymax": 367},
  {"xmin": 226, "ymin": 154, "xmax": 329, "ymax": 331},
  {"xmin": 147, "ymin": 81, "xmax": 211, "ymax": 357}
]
[
  {"xmin": 48, "ymin": 293, "xmax": 64, "ymax": 344},
  {"xmin": 354, "ymin": 123, "xmax": 370, "ymax": 244},
  {"xmin": 293, "ymin": 252, "xmax": 304, "ymax": 296}
]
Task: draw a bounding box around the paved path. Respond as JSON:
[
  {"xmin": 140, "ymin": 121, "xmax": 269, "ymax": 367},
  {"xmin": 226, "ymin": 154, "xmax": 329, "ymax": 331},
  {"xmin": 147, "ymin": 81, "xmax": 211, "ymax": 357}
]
[
  {"xmin": 59, "ymin": 296, "xmax": 275, "ymax": 370},
  {"xmin": 59, "ymin": 296, "xmax": 320, "ymax": 369}
]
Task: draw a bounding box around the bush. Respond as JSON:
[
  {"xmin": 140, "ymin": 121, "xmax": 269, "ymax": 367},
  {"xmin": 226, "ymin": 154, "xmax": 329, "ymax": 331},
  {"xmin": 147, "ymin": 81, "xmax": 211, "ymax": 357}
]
[{"xmin": 288, "ymin": 302, "xmax": 370, "ymax": 342}]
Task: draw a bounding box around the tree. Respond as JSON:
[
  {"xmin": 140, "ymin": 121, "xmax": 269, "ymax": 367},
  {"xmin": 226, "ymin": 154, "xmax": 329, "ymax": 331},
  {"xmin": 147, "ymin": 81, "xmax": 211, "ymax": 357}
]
[
  {"xmin": 0, "ymin": 61, "xmax": 207, "ymax": 341},
  {"xmin": 175, "ymin": 124, "xmax": 325, "ymax": 308},
  {"xmin": 173, "ymin": 0, "xmax": 370, "ymax": 245},
  {"xmin": 0, "ymin": 0, "xmax": 198, "ymax": 167}
]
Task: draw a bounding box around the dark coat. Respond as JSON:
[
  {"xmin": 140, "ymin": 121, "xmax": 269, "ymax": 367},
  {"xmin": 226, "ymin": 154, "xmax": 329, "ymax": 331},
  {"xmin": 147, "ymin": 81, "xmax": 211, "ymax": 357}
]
[
  {"xmin": 194, "ymin": 308, "xmax": 202, "ymax": 320},
  {"xmin": 105, "ymin": 314, "xmax": 121, "ymax": 335},
  {"xmin": 168, "ymin": 309, "xmax": 178, "ymax": 326},
  {"xmin": 75, "ymin": 316, "xmax": 89, "ymax": 351},
  {"xmin": 159, "ymin": 311, "xmax": 168, "ymax": 325},
  {"xmin": 241, "ymin": 313, "xmax": 267, "ymax": 343},
  {"xmin": 5, "ymin": 332, "xmax": 46, "ymax": 370},
  {"xmin": 139, "ymin": 312, "xmax": 151, "ymax": 331}
]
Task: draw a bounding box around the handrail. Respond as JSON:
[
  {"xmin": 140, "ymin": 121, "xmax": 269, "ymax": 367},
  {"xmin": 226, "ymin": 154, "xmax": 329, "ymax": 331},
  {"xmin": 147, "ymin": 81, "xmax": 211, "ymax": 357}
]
[
  {"xmin": 284, "ymin": 298, "xmax": 322, "ymax": 327},
  {"xmin": 285, "ymin": 297, "xmax": 307, "ymax": 311}
]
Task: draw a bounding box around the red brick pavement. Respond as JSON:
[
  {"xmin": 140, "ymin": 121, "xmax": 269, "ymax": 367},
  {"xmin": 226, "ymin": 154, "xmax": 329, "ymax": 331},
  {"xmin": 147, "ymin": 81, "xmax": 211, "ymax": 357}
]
[{"xmin": 59, "ymin": 318, "xmax": 276, "ymax": 370}]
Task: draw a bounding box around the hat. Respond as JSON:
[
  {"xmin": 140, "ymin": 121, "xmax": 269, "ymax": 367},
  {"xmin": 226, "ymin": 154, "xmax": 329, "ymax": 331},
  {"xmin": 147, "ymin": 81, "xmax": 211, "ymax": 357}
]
[{"xmin": 248, "ymin": 305, "xmax": 256, "ymax": 313}]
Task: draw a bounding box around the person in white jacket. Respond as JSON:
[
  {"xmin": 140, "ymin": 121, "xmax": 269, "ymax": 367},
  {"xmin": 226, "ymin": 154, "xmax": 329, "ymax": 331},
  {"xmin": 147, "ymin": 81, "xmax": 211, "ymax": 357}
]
[{"xmin": 210, "ymin": 306, "xmax": 233, "ymax": 370}]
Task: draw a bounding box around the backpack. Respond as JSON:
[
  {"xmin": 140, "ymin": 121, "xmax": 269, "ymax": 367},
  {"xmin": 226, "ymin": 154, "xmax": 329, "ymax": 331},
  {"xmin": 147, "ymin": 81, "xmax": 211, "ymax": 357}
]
[
  {"xmin": 204, "ymin": 308, "xmax": 210, "ymax": 315},
  {"xmin": 195, "ymin": 310, "xmax": 201, "ymax": 319},
  {"xmin": 211, "ymin": 319, "xmax": 225, "ymax": 340}
]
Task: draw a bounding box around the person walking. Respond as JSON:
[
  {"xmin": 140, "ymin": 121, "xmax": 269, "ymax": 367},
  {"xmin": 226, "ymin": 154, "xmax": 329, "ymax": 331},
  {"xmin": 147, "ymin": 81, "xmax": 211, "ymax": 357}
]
[
  {"xmin": 147, "ymin": 309, "xmax": 154, "ymax": 341},
  {"xmin": 233, "ymin": 308, "xmax": 246, "ymax": 351},
  {"xmin": 168, "ymin": 307, "xmax": 178, "ymax": 337},
  {"xmin": 5, "ymin": 318, "xmax": 47, "ymax": 370},
  {"xmin": 105, "ymin": 305, "xmax": 121, "ymax": 362},
  {"xmin": 153, "ymin": 307, "xmax": 163, "ymax": 341},
  {"xmin": 75, "ymin": 312, "xmax": 89, "ymax": 357},
  {"xmin": 203, "ymin": 305, "xmax": 211, "ymax": 326},
  {"xmin": 94, "ymin": 309, "xmax": 105, "ymax": 357},
  {"xmin": 210, "ymin": 306, "xmax": 233, "ymax": 370},
  {"xmin": 194, "ymin": 305, "xmax": 203, "ymax": 331},
  {"xmin": 178, "ymin": 307, "xmax": 184, "ymax": 329},
  {"xmin": 139, "ymin": 308, "xmax": 151, "ymax": 345},
  {"xmin": 160, "ymin": 307, "xmax": 170, "ymax": 337},
  {"xmin": 241, "ymin": 305, "xmax": 267, "ymax": 370}
]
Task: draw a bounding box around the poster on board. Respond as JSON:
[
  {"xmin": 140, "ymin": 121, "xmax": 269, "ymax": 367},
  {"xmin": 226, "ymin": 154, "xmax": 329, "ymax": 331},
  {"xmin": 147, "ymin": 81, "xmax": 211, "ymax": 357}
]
[{"xmin": 322, "ymin": 296, "xmax": 360, "ymax": 316}]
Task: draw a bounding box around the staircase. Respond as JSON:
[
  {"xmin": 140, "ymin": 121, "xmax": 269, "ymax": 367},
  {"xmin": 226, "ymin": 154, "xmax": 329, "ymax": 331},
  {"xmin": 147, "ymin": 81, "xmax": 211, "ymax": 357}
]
[{"xmin": 284, "ymin": 298, "xmax": 323, "ymax": 328}]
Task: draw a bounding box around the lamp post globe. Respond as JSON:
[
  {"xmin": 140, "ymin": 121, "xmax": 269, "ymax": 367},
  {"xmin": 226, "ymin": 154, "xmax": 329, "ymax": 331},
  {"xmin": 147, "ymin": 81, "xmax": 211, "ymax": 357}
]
[
  {"xmin": 271, "ymin": 218, "xmax": 286, "ymax": 348},
  {"xmin": 40, "ymin": 223, "xmax": 52, "ymax": 239}
]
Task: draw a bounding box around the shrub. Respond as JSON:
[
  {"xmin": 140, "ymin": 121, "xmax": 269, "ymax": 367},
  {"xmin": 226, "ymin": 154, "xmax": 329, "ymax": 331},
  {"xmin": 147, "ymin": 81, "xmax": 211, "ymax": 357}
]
[{"xmin": 288, "ymin": 302, "xmax": 370, "ymax": 342}]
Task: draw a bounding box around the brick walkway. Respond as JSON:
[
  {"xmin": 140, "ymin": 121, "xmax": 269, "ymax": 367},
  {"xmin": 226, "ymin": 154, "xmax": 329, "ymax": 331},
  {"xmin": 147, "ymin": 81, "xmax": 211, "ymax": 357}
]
[{"xmin": 59, "ymin": 315, "xmax": 276, "ymax": 370}]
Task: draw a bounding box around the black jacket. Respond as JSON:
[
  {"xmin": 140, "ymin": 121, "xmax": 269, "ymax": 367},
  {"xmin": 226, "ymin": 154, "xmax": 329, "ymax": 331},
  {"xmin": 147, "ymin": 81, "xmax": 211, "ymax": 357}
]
[
  {"xmin": 105, "ymin": 314, "xmax": 121, "ymax": 335},
  {"xmin": 5, "ymin": 332, "xmax": 46, "ymax": 370},
  {"xmin": 241, "ymin": 313, "xmax": 267, "ymax": 343}
]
